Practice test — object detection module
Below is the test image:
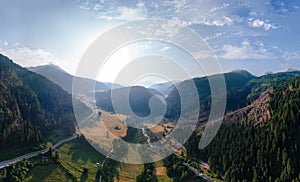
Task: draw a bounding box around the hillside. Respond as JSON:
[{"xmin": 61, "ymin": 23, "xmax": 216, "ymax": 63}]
[
  {"xmin": 224, "ymin": 90, "xmax": 271, "ymax": 126},
  {"xmin": 28, "ymin": 64, "xmax": 122, "ymax": 95},
  {"xmin": 186, "ymin": 77, "xmax": 300, "ymax": 181},
  {"xmin": 0, "ymin": 54, "xmax": 90, "ymax": 155},
  {"xmin": 242, "ymin": 70, "xmax": 300, "ymax": 102},
  {"xmin": 27, "ymin": 64, "xmax": 74, "ymax": 93},
  {"xmin": 165, "ymin": 70, "xmax": 255, "ymax": 120},
  {"xmin": 95, "ymin": 86, "xmax": 164, "ymax": 117}
]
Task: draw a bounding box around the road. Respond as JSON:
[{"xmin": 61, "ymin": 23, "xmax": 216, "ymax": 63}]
[
  {"xmin": 142, "ymin": 128, "xmax": 154, "ymax": 148},
  {"xmin": 0, "ymin": 134, "xmax": 78, "ymax": 169},
  {"xmin": 183, "ymin": 162, "xmax": 212, "ymax": 182},
  {"xmin": 51, "ymin": 135, "xmax": 78, "ymax": 149}
]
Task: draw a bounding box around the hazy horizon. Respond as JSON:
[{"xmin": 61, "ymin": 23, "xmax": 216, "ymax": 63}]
[{"xmin": 21, "ymin": 59, "xmax": 299, "ymax": 87}]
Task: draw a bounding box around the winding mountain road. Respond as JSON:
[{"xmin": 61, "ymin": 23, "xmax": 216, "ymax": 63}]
[
  {"xmin": 183, "ymin": 162, "xmax": 212, "ymax": 181},
  {"xmin": 0, "ymin": 134, "xmax": 78, "ymax": 169}
]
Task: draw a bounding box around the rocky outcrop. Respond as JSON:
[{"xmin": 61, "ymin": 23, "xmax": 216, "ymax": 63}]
[{"xmin": 224, "ymin": 90, "xmax": 271, "ymax": 126}]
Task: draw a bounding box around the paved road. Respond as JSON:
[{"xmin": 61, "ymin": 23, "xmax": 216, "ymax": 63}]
[
  {"xmin": 0, "ymin": 148, "xmax": 48, "ymax": 169},
  {"xmin": 183, "ymin": 162, "xmax": 212, "ymax": 182},
  {"xmin": 0, "ymin": 134, "xmax": 78, "ymax": 169},
  {"xmin": 51, "ymin": 135, "xmax": 78, "ymax": 149}
]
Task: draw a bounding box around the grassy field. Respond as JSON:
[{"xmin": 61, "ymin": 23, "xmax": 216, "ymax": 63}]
[
  {"xmin": 23, "ymin": 137, "xmax": 105, "ymax": 182},
  {"xmin": 155, "ymin": 161, "xmax": 173, "ymax": 182},
  {"xmin": 25, "ymin": 163, "xmax": 72, "ymax": 182},
  {"xmin": 144, "ymin": 123, "xmax": 165, "ymax": 133},
  {"xmin": 114, "ymin": 160, "xmax": 172, "ymax": 182},
  {"xmin": 100, "ymin": 111, "xmax": 127, "ymax": 138},
  {"xmin": 81, "ymin": 110, "xmax": 128, "ymax": 152},
  {"xmin": 20, "ymin": 142, "xmax": 176, "ymax": 182},
  {"xmin": 57, "ymin": 138, "xmax": 105, "ymax": 181},
  {"xmin": 144, "ymin": 122, "xmax": 175, "ymax": 136},
  {"xmin": 20, "ymin": 112, "xmax": 179, "ymax": 182},
  {"xmin": 115, "ymin": 163, "xmax": 144, "ymax": 182}
]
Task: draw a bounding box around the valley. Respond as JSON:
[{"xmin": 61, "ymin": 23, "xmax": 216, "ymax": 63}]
[{"xmin": 0, "ymin": 53, "xmax": 300, "ymax": 181}]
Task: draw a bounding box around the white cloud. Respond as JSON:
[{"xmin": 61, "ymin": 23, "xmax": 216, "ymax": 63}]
[
  {"xmin": 282, "ymin": 51, "xmax": 300, "ymax": 61},
  {"xmin": 209, "ymin": 3, "xmax": 230, "ymax": 12},
  {"xmin": 91, "ymin": 2, "xmax": 148, "ymax": 20},
  {"xmin": 0, "ymin": 47, "xmax": 61, "ymax": 67},
  {"xmin": 93, "ymin": 4, "xmax": 103, "ymax": 11},
  {"xmin": 204, "ymin": 32, "xmax": 223, "ymax": 41},
  {"xmin": 211, "ymin": 16, "xmax": 234, "ymax": 26},
  {"xmin": 116, "ymin": 2, "xmax": 147, "ymax": 20},
  {"xmin": 162, "ymin": 0, "xmax": 187, "ymax": 12},
  {"xmin": 195, "ymin": 16, "xmax": 234, "ymax": 27},
  {"xmin": 220, "ymin": 40, "xmax": 275, "ymax": 60},
  {"xmin": 250, "ymin": 19, "xmax": 277, "ymax": 30},
  {"xmin": 4, "ymin": 41, "xmax": 8, "ymax": 46}
]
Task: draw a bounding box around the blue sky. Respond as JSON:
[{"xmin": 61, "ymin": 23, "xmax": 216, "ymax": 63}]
[{"xmin": 0, "ymin": 0, "xmax": 300, "ymax": 79}]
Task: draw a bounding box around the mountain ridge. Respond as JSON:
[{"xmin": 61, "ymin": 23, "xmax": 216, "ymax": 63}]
[
  {"xmin": 0, "ymin": 54, "xmax": 90, "ymax": 156},
  {"xmin": 28, "ymin": 64, "xmax": 122, "ymax": 95}
]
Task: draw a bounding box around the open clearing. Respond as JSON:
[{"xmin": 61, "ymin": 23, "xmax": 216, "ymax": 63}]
[
  {"xmin": 81, "ymin": 110, "xmax": 128, "ymax": 152},
  {"xmin": 155, "ymin": 161, "xmax": 172, "ymax": 182},
  {"xmin": 57, "ymin": 138, "xmax": 105, "ymax": 181},
  {"xmin": 144, "ymin": 123, "xmax": 165, "ymax": 133},
  {"xmin": 101, "ymin": 110, "xmax": 127, "ymax": 138},
  {"xmin": 144, "ymin": 122, "xmax": 175, "ymax": 136},
  {"xmin": 115, "ymin": 163, "xmax": 144, "ymax": 182}
]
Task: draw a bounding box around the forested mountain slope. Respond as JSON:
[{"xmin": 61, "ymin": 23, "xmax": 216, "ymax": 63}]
[
  {"xmin": 0, "ymin": 54, "xmax": 87, "ymax": 150},
  {"xmin": 186, "ymin": 77, "xmax": 300, "ymax": 181},
  {"xmin": 165, "ymin": 70, "xmax": 255, "ymax": 119}
]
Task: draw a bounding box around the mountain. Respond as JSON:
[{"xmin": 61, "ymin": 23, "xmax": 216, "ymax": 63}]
[
  {"xmin": 28, "ymin": 64, "xmax": 122, "ymax": 95},
  {"xmin": 186, "ymin": 77, "xmax": 300, "ymax": 181},
  {"xmin": 95, "ymin": 86, "xmax": 164, "ymax": 117},
  {"xmin": 27, "ymin": 64, "xmax": 74, "ymax": 93},
  {"xmin": 149, "ymin": 81, "xmax": 177, "ymax": 96},
  {"xmin": 264, "ymin": 71, "xmax": 274, "ymax": 75},
  {"xmin": 95, "ymin": 69, "xmax": 300, "ymax": 123},
  {"xmin": 223, "ymin": 70, "xmax": 300, "ymax": 126},
  {"xmin": 165, "ymin": 70, "xmax": 255, "ymax": 119},
  {"xmin": 242, "ymin": 70, "xmax": 300, "ymax": 102},
  {"xmin": 94, "ymin": 70, "xmax": 255, "ymax": 121},
  {"xmin": 166, "ymin": 69, "xmax": 300, "ymax": 119},
  {"xmin": 0, "ymin": 54, "xmax": 90, "ymax": 154},
  {"xmin": 286, "ymin": 68, "xmax": 298, "ymax": 72}
]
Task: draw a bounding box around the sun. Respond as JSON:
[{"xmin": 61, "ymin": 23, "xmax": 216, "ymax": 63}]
[{"xmin": 96, "ymin": 45, "xmax": 133, "ymax": 85}]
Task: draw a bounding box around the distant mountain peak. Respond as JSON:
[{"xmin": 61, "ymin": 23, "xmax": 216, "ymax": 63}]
[
  {"xmin": 28, "ymin": 64, "xmax": 122, "ymax": 94},
  {"xmin": 286, "ymin": 68, "xmax": 298, "ymax": 72},
  {"xmin": 229, "ymin": 69, "xmax": 255, "ymax": 79},
  {"xmin": 27, "ymin": 64, "xmax": 66, "ymax": 73},
  {"xmin": 264, "ymin": 71, "xmax": 274, "ymax": 75},
  {"xmin": 231, "ymin": 69, "xmax": 251, "ymax": 74},
  {"xmin": 48, "ymin": 63, "xmax": 65, "ymax": 71}
]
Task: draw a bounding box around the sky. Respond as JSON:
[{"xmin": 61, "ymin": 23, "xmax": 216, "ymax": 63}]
[{"xmin": 0, "ymin": 0, "xmax": 300, "ymax": 85}]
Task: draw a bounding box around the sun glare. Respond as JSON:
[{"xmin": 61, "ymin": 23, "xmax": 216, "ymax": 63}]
[{"xmin": 97, "ymin": 45, "xmax": 133, "ymax": 85}]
